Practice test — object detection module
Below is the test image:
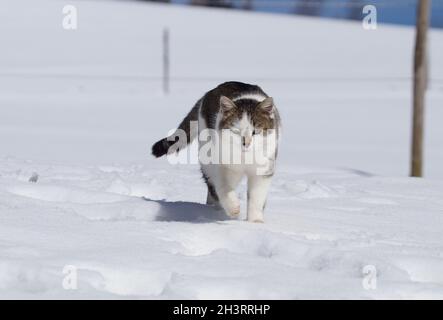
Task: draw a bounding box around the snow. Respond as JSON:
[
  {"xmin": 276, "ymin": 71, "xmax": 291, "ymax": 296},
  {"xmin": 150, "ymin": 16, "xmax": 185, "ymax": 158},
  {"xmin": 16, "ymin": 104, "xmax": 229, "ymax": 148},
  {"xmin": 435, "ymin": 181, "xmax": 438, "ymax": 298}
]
[{"xmin": 0, "ymin": 0, "xmax": 443, "ymax": 299}]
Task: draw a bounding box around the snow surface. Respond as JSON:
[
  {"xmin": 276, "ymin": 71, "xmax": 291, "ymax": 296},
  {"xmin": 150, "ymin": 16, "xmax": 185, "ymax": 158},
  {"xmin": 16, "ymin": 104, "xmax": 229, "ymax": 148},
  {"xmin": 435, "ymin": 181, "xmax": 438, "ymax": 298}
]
[{"xmin": 0, "ymin": 0, "xmax": 443, "ymax": 299}]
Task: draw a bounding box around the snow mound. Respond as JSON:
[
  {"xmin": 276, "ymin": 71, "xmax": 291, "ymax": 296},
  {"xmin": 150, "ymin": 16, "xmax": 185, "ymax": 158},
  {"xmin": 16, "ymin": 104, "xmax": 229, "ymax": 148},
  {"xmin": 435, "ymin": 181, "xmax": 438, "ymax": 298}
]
[{"xmin": 1, "ymin": 158, "xmax": 443, "ymax": 299}]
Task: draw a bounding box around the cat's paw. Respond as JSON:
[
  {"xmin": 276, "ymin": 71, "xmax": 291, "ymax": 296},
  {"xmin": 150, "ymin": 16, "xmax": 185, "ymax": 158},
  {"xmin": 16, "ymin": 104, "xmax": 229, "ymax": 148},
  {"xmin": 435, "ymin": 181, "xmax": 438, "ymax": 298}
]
[
  {"xmin": 219, "ymin": 194, "xmax": 240, "ymax": 218},
  {"xmin": 226, "ymin": 204, "xmax": 240, "ymax": 218},
  {"xmin": 247, "ymin": 210, "xmax": 264, "ymax": 223}
]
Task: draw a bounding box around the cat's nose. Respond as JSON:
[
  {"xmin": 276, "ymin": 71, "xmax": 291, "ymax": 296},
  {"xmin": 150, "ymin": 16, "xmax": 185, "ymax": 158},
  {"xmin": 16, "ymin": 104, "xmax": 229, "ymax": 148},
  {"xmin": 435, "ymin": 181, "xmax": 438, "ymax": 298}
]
[{"xmin": 242, "ymin": 136, "xmax": 252, "ymax": 148}]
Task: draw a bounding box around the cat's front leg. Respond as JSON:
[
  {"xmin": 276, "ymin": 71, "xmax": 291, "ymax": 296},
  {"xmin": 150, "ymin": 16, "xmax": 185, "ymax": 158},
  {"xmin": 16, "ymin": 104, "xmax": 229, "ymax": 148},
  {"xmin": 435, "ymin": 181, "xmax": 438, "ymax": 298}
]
[
  {"xmin": 217, "ymin": 167, "xmax": 243, "ymax": 218},
  {"xmin": 218, "ymin": 189, "xmax": 240, "ymax": 218},
  {"xmin": 247, "ymin": 175, "xmax": 272, "ymax": 223}
]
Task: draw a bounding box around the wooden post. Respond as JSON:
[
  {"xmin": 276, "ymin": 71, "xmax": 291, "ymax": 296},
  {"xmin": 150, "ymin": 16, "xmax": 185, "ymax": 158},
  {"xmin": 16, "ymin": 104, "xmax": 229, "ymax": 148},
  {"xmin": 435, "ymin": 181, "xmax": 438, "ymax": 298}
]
[
  {"xmin": 411, "ymin": 0, "xmax": 431, "ymax": 177},
  {"xmin": 163, "ymin": 27, "xmax": 170, "ymax": 95}
]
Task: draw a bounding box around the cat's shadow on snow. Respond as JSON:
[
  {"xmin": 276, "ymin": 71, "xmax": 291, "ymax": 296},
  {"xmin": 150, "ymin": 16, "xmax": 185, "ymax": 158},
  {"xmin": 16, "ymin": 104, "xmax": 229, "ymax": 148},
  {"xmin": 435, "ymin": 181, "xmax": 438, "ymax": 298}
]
[{"xmin": 142, "ymin": 197, "xmax": 230, "ymax": 223}]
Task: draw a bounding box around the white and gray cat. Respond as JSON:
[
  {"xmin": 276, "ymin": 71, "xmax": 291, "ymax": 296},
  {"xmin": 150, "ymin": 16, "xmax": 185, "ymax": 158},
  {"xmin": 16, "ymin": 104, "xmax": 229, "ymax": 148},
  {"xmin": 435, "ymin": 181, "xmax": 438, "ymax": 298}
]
[{"xmin": 152, "ymin": 81, "xmax": 281, "ymax": 222}]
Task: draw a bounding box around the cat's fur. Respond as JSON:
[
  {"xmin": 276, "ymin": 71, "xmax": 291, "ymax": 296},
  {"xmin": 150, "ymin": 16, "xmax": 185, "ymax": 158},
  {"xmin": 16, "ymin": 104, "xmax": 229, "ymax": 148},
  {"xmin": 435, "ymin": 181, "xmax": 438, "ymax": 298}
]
[{"xmin": 152, "ymin": 81, "xmax": 281, "ymax": 222}]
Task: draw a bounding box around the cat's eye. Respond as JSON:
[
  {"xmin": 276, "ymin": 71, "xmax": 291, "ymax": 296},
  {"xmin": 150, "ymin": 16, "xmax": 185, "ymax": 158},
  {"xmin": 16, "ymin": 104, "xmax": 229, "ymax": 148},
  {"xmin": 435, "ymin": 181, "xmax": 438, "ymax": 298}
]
[{"xmin": 231, "ymin": 128, "xmax": 241, "ymax": 134}]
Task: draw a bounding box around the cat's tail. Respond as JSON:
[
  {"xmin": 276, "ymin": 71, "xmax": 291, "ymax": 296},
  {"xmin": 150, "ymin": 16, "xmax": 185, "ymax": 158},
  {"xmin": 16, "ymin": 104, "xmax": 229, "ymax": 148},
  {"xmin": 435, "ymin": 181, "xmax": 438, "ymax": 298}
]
[{"xmin": 151, "ymin": 98, "xmax": 201, "ymax": 158}]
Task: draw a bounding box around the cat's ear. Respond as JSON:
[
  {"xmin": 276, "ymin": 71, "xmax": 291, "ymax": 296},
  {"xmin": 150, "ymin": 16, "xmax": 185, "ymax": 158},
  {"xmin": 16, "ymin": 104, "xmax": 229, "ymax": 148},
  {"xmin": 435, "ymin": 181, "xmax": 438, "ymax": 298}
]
[
  {"xmin": 220, "ymin": 96, "xmax": 236, "ymax": 113},
  {"xmin": 258, "ymin": 97, "xmax": 274, "ymax": 114}
]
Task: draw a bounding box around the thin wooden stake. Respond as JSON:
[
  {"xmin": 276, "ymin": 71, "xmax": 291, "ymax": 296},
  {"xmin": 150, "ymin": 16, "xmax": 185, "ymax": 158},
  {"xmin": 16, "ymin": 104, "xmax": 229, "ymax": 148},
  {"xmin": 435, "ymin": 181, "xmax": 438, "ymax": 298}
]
[
  {"xmin": 411, "ymin": 0, "xmax": 431, "ymax": 177},
  {"xmin": 163, "ymin": 27, "xmax": 170, "ymax": 95}
]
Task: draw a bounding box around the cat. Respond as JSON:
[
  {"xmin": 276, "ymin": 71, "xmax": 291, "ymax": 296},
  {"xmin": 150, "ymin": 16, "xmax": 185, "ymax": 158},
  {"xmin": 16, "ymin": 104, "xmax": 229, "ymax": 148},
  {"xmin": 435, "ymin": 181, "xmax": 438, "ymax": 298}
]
[{"xmin": 152, "ymin": 81, "xmax": 281, "ymax": 222}]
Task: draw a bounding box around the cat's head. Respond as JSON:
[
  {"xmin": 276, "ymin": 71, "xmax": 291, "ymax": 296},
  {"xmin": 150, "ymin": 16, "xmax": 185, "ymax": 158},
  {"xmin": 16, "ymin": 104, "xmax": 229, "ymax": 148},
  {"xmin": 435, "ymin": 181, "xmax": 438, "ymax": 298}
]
[{"xmin": 219, "ymin": 95, "xmax": 276, "ymax": 151}]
